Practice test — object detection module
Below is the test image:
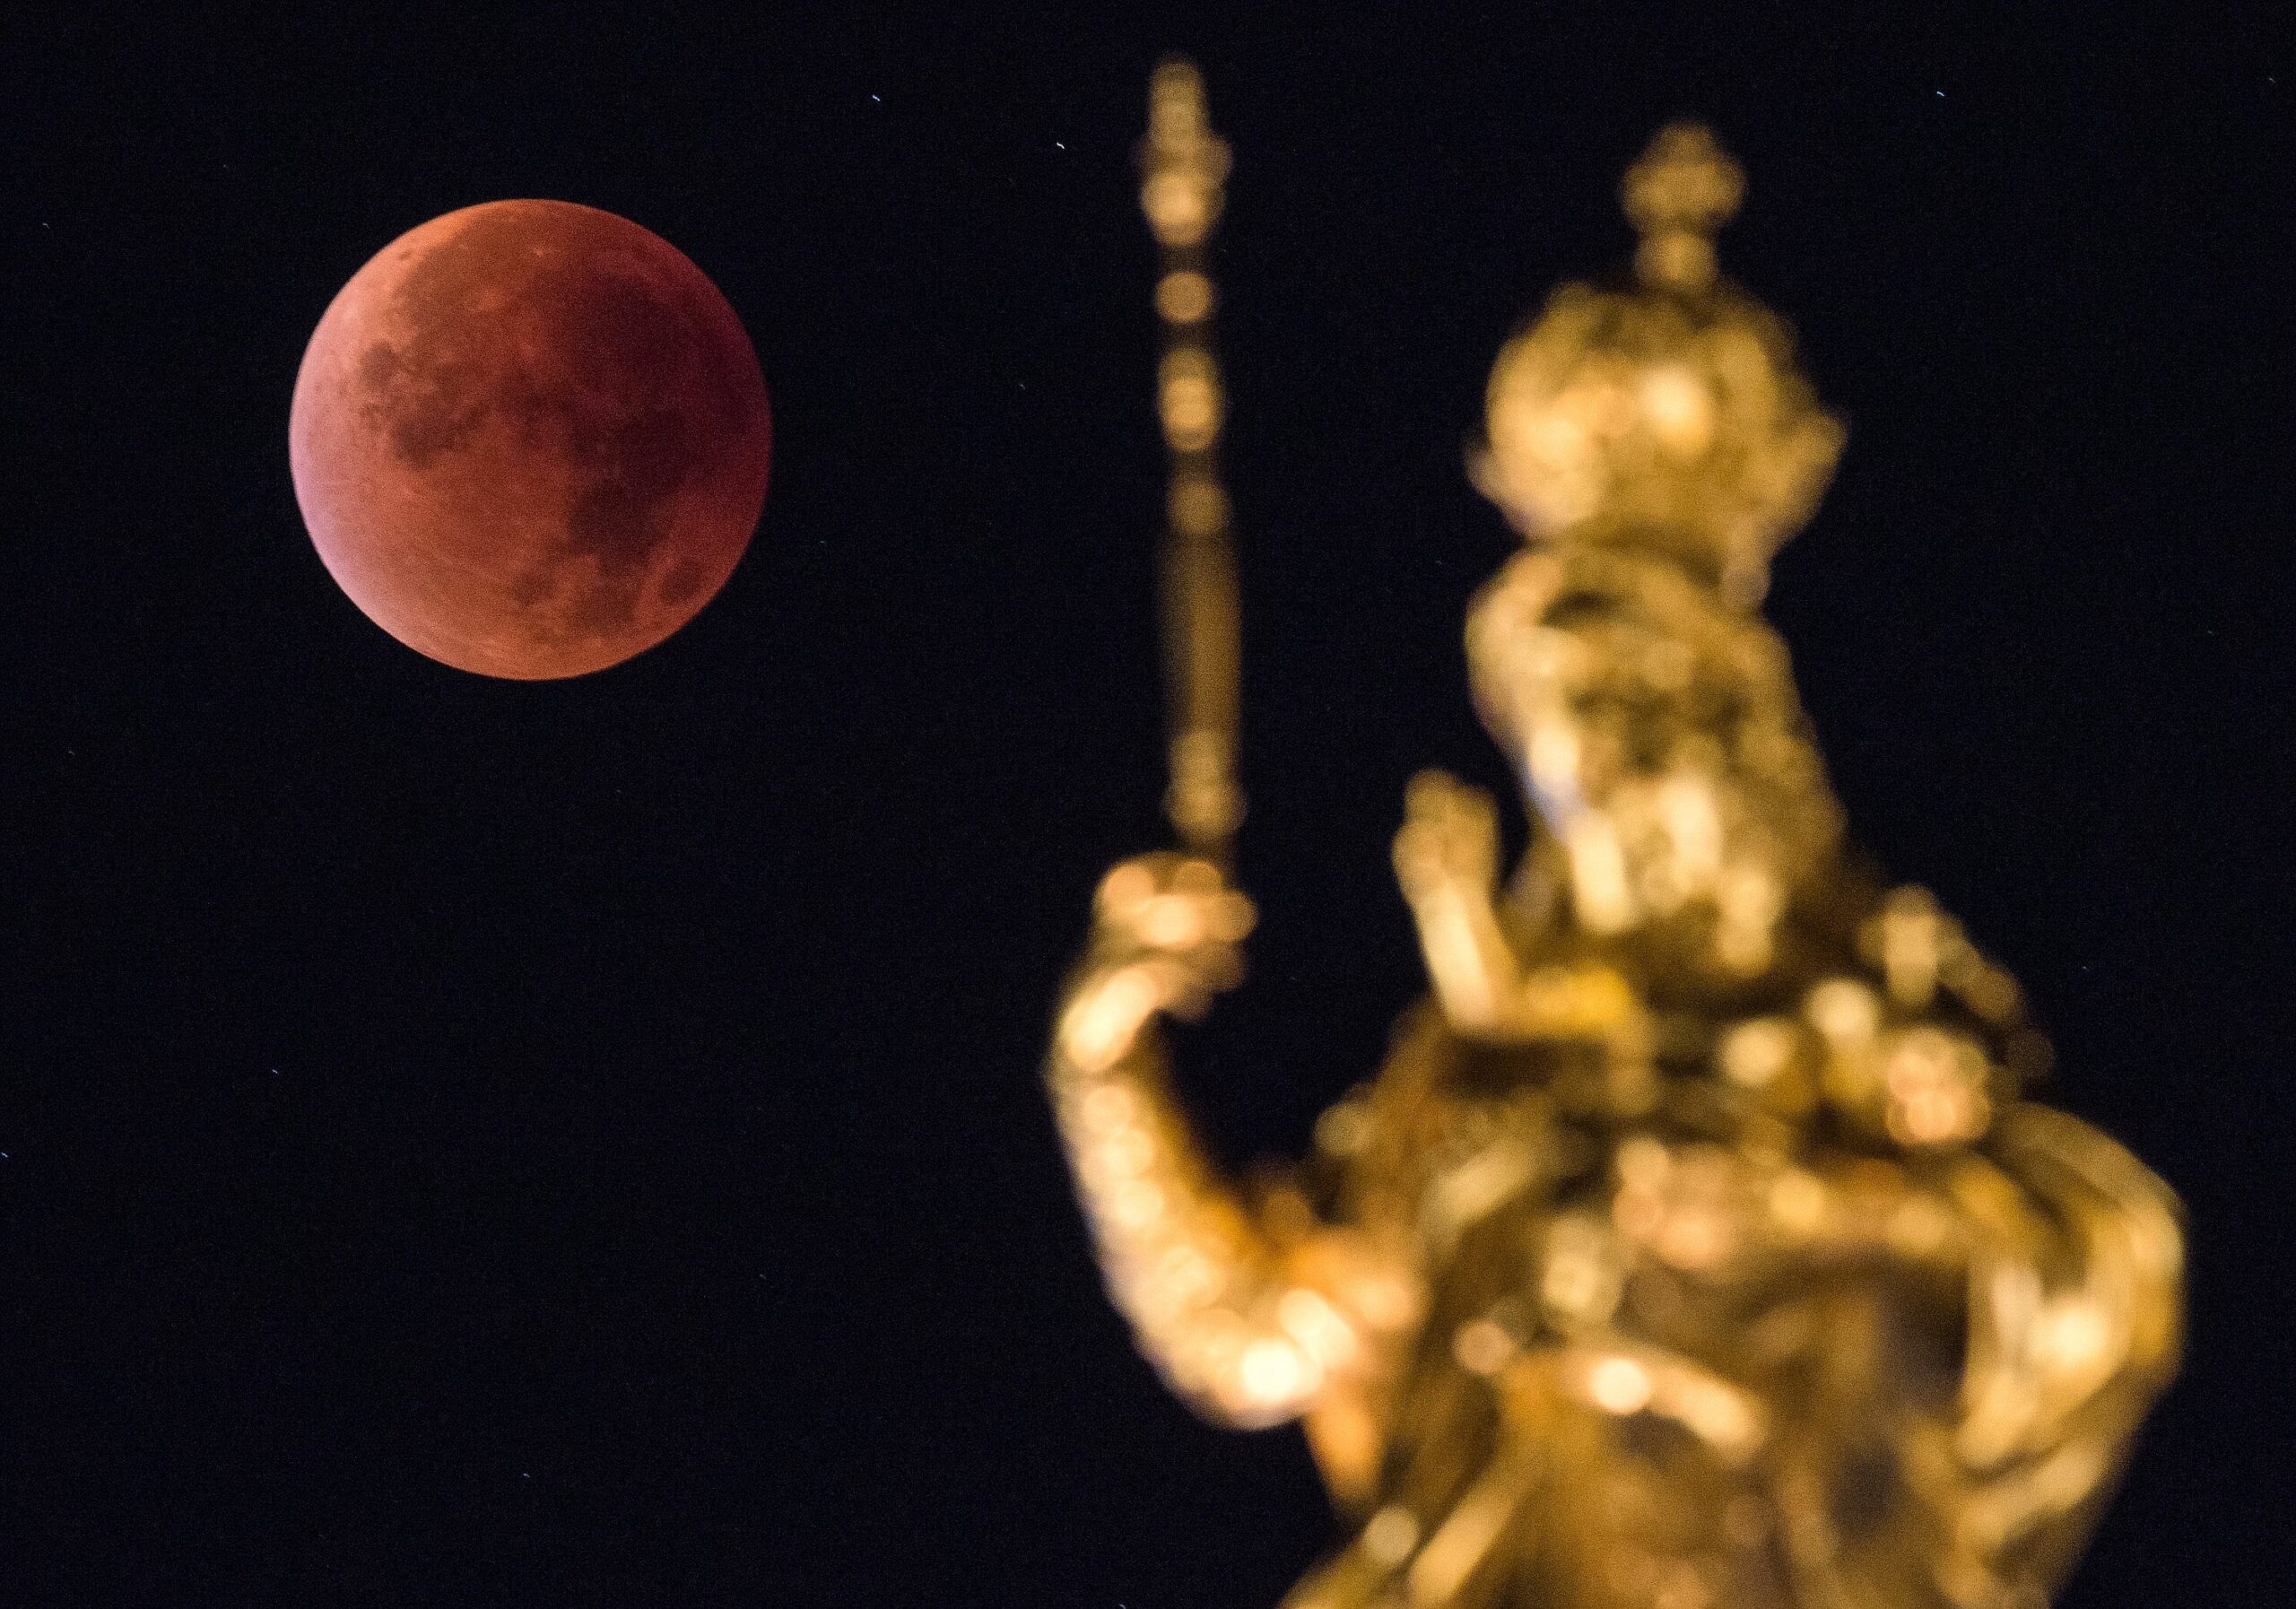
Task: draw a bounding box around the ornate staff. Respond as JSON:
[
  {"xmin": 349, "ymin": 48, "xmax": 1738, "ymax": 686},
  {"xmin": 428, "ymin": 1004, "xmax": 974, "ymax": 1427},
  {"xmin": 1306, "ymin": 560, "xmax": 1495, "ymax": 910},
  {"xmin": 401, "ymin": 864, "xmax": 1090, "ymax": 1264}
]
[{"xmin": 1139, "ymin": 59, "xmax": 1242, "ymax": 867}]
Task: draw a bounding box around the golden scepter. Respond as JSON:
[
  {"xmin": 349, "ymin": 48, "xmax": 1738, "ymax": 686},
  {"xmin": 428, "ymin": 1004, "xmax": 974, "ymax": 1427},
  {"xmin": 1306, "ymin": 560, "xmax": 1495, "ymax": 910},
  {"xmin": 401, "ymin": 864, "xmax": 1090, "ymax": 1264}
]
[{"xmin": 1139, "ymin": 59, "xmax": 1241, "ymax": 868}]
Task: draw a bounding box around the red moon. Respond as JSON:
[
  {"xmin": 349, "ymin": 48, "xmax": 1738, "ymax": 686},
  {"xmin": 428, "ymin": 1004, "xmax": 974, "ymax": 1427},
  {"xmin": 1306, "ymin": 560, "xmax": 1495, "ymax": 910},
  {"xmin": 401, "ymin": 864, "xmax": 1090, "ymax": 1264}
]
[{"xmin": 290, "ymin": 200, "xmax": 770, "ymax": 679}]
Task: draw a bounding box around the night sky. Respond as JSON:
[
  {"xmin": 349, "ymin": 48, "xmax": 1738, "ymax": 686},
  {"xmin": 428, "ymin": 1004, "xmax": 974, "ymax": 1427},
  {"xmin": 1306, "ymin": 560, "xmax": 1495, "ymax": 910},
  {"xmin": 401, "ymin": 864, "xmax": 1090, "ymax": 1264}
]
[{"xmin": 8, "ymin": 7, "xmax": 2291, "ymax": 1605}]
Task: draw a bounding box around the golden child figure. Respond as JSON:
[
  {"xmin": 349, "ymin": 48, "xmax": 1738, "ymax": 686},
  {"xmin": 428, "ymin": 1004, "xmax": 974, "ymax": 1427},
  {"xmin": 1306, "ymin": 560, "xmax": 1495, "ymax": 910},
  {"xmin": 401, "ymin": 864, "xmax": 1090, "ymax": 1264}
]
[{"xmin": 1048, "ymin": 66, "xmax": 2180, "ymax": 1609}]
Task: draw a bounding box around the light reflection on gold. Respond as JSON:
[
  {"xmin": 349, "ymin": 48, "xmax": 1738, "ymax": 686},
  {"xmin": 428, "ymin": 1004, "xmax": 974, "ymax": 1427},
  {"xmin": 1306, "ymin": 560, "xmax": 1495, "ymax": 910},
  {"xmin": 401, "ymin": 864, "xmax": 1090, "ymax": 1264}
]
[
  {"xmin": 1048, "ymin": 73, "xmax": 2179, "ymax": 1609},
  {"xmin": 1586, "ymin": 1354, "xmax": 1654, "ymax": 1415},
  {"xmin": 1158, "ymin": 268, "xmax": 1217, "ymax": 324},
  {"xmin": 1364, "ymin": 1504, "xmax": 1422, "ymax": 1567}
]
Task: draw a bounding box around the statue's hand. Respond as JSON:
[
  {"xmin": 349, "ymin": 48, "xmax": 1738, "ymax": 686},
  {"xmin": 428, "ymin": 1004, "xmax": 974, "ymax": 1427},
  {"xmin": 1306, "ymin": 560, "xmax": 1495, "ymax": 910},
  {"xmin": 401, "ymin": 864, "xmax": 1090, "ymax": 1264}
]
[
  {"xmin": 1394, "ymin": 769, "xmax": 1500, "ymax": 904},
  {"xmin": 1088, "ymin": 852, "xmax": 1257, "ymax": 1022}
]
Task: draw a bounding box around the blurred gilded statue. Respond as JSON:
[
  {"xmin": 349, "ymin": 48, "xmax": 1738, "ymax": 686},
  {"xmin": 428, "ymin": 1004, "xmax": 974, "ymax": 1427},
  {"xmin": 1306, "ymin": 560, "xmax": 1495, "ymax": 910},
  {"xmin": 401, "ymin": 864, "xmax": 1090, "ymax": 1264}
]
[{"xmin": 1048, "ymin": 62, "xmax": 2180, "ymax": 1609}]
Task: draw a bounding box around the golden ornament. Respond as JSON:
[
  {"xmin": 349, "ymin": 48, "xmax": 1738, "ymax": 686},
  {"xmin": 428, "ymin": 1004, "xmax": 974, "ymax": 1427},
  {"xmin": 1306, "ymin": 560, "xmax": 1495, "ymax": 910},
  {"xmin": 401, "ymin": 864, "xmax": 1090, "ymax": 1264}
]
[{"xmin": 1048, "ymin": 64, "xmax": 2179, "ymax": 1609}]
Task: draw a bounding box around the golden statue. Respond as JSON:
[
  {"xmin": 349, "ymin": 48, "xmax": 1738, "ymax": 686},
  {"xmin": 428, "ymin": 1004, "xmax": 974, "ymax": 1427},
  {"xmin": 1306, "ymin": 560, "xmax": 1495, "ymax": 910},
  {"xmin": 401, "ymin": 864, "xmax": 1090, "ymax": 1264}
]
[{"xmin": 1048, "ymin": 63, "xmax": 2181, "ymax": 1609}]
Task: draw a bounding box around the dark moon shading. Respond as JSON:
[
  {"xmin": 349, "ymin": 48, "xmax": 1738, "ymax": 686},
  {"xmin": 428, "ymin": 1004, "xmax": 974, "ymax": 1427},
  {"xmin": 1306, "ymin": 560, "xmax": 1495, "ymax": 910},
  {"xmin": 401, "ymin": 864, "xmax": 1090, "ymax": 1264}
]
[{"xmin": 290, "ymin": 200, "xmax": 770, "ymax": 679}]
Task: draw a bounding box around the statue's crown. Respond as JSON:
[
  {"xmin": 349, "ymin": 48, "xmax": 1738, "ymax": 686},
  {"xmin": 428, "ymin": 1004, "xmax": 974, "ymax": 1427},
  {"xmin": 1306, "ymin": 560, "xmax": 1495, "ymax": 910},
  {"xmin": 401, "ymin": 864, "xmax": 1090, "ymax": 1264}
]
[{"xmin": 1474, "ymin": 125, "xmax": 1844, "ymax": 603}]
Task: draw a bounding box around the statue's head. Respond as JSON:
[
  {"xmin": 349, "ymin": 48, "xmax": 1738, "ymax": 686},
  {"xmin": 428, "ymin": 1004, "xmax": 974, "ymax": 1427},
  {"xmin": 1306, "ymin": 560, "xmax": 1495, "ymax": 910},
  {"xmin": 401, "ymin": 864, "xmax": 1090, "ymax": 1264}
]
[
  {"xmin": 1465, "ymin": 126, "xmax": 1849, "ymax": 979},
  {"xmin": 1467, "ymin": 547, "xmax": 1842, "ymax": 980}
]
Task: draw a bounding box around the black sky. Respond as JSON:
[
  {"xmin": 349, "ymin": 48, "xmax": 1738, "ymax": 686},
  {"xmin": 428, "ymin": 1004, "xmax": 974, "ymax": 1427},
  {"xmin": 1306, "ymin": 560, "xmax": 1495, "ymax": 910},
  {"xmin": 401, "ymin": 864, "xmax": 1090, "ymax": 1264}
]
[{"xmin": 6, "ymin": 5, "xmax": 2292, "ymax": 1605}]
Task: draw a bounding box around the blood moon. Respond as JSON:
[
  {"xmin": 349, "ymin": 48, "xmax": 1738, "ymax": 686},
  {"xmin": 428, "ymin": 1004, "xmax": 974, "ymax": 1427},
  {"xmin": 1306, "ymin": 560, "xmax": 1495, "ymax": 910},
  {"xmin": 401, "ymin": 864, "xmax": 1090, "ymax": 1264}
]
[{"xmin": 290, "ymin": 201, "xmax": 770, "ymax": 679}]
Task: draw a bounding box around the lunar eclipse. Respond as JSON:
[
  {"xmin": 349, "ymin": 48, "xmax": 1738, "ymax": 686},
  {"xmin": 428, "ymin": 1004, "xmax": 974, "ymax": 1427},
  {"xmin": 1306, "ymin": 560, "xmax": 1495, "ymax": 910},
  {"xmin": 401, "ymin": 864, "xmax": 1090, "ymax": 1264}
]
[{"xmin": 290, "ymin": 200, "xmax": 770, "ymax": 679}]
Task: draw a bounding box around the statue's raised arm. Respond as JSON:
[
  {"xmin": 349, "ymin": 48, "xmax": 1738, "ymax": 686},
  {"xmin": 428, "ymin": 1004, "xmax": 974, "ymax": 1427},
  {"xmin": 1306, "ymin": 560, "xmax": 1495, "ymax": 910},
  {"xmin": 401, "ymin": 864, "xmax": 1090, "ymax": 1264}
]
[{"xmin": 1048, "ymin": 854, "xmax": 1421, "ymax": 1443}]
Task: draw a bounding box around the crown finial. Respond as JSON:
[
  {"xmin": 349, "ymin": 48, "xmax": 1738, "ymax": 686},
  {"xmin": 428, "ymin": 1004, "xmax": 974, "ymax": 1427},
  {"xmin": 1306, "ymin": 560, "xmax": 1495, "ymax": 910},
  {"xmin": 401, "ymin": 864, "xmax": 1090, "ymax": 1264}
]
[{"xmin": 1622, "ymin": 123, "xmax": 1744, "ymax": 294}]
